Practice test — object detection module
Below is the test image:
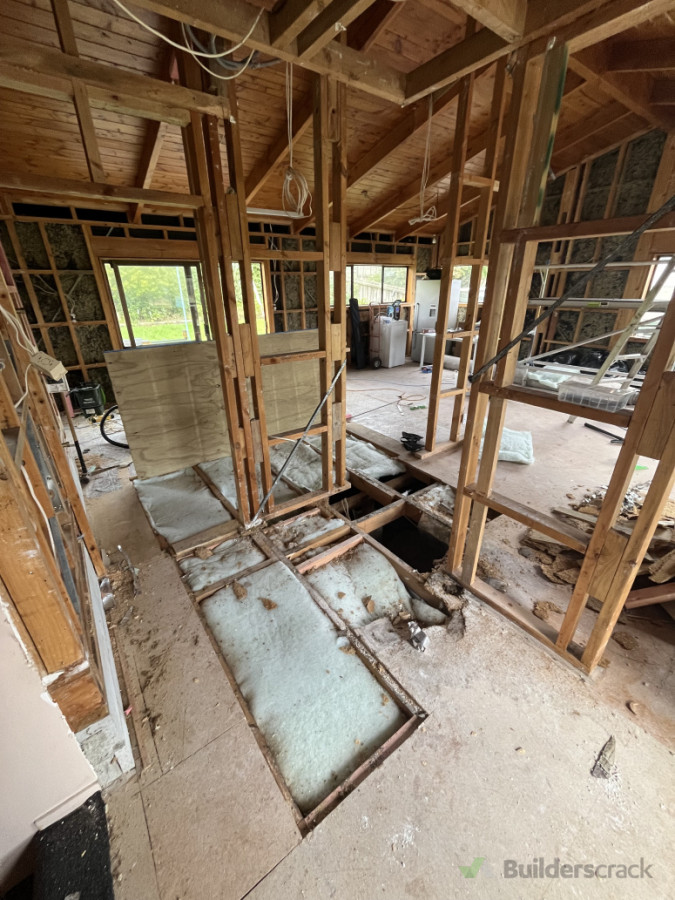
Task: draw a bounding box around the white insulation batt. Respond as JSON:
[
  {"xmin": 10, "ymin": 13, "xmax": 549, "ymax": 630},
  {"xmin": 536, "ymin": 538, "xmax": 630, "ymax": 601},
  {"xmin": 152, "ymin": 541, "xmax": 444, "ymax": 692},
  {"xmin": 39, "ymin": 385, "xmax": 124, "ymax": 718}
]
[
  {"xmin": 306, "ymin": 543, "xmax": 446, "ymax": 628},
  {"xmin": 179, "ymin": 538, "xmax": 267, "ymax": 593},
  {"xmin": 202, "ymin": 562, "xmax": 407, "ymax": 813},
  {"xmin": 269, "ymin": 442, "xmax": 324, "ymax": 492},
  {"xmin": 197, "ymin": 457, "xmax": 300, "ymax": 508},
  {"xmin": 266, "ymin": 512, "xmax": 344, "ymax": 553},
  {"xmin": 135, "ymin": 468, "xmax": 232, "ymax": 542},
  {"xmin": 270, "ymin": 435, "xmax": 405, "ymax": 493}
]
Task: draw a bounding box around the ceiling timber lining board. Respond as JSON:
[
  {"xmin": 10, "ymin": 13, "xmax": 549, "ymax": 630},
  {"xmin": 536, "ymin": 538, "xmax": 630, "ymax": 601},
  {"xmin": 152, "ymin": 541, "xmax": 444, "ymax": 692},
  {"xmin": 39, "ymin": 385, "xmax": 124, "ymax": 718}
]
[{"xmin": 0, "ymin": 0, "xmax": 672, "ymax": 237}]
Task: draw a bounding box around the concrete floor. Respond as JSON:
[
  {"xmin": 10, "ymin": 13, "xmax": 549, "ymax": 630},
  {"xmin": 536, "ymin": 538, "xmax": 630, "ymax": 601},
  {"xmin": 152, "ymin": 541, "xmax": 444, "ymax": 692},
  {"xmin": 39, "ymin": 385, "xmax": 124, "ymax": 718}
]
[{"xmin": 73, "ymin": 362, "xmax": 674, "ymax": 900}]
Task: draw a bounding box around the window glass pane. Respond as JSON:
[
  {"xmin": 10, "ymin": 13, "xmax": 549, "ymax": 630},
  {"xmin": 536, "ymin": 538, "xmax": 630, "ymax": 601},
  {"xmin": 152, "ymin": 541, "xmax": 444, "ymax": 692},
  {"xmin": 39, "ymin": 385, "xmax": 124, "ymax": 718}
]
[
  {"xmin": 232, "ymin": 262, "xmax": 268, "ymax": 333},
  {"xmin": 383, "ymin": 266, "xmax": 407, "ymax": 304},
  {"xmin": 350, "ymin": 265, "xmax": 408, "ymax": 306},
  {"xmin": 104, "ymin": 263, "xmax": 210, "ymax": 347}
]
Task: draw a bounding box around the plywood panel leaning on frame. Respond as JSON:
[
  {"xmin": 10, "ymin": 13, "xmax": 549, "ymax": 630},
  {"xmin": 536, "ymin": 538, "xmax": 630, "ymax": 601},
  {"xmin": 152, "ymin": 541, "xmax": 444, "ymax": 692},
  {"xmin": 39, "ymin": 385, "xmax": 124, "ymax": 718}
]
[{"xmin": 105, "ymin": 331, "xmax": 321, "ymax": 478}]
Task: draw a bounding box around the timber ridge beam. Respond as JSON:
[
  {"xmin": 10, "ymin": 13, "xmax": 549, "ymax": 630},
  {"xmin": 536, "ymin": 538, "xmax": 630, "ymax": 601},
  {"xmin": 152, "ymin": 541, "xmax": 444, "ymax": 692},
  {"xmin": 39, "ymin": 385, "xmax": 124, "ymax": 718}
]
[{"xmin": 129, "ymin": 0, "xmax": 674, "ymax": 106}]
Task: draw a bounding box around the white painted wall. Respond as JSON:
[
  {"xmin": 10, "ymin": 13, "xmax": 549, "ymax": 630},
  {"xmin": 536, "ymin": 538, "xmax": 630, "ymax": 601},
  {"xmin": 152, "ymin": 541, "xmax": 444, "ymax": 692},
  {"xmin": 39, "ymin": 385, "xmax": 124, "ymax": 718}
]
[{"xmin": 0, "ymin": 604, "xmax": 99, "ymax": 891}]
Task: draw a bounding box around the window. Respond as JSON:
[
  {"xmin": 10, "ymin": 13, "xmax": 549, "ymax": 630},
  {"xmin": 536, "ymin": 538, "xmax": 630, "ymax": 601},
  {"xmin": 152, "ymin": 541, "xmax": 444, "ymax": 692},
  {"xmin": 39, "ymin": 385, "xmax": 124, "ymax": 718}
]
[
  {"xmin": 105, "ymin": 262, "xmax": 209, "ymax": 347},
  {"xmin": 345, "ymin": 265, "xmax": 408, "ymax": 306},
  {"xmin": 232, "ymin": 262, "xmax": 269, "ymax": 333},
  {"xmin": 105, "ymin": 261, "xmax": 269, "ymax": 347}
]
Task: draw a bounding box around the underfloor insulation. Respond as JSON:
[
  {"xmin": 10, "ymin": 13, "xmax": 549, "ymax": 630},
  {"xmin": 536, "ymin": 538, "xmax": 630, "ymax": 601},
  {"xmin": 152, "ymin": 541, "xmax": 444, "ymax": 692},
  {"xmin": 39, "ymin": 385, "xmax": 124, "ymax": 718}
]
[
  {"xmin": 130, "ymin": 439, "xmax": 453, "ymax": 821},
  {"xmin": 201, "ymin": 560, "xmax": 410, "ymax": 814}
]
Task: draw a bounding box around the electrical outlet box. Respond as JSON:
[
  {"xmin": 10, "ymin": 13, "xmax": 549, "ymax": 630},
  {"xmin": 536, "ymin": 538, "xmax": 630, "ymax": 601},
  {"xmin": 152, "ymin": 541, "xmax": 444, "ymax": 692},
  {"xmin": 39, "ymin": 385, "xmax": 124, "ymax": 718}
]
[{"xmin": 30, "ymin": 351, "xmax": 68, "ymax": 381}]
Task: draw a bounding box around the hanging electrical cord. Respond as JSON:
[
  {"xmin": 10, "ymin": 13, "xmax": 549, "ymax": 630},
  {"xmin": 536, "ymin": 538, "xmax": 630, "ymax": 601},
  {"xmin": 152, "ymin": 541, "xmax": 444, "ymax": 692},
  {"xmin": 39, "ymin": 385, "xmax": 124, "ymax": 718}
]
[
  {"xmin": 183, "ymin": 41, "xmax": 258, "ymax": 82},
  {"xmin": 110, "ymin": 0, "xmax": 263, "ymax": 58},
  {"xmin": 282, "ymin": 62, "xmax": 312, "ymax": 218},
  {"xmin": 409, "ymin": 95, "xmax": 438, "ymax": 225},
  {"xmin": 182, "ymin": 24, "xmax": 279, "ymax": 71}
]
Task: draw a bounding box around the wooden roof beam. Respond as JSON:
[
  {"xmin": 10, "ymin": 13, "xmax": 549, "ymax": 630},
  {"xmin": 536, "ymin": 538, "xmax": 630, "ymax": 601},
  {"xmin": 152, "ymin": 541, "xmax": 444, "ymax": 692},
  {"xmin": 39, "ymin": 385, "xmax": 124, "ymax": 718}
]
[
  {"xmin": 404, "ymin": 0, "xmax": 674, "ymax": 104},
  {"xmin": 296, "ymin": 1, "xmax": 380, "ymax": 59},
  {"xmin": 348, "ymin": 80, "xmax": 465, "ymax": 189},
  {"xmin": 131, "ymin": 0, "xmax": 406, "ymax": 103},
  {"xmin": 450, "ymin": 0, "xmax": 526, "ymax": 42},
  {"xmin": 0, "ymin": 172, "xmax": 203, "ymax": 209},
  {"xmin": 651, "ymin": 79, "xmax": 675, "ymax": 105},
  {"xmin": 347, "ymin": 0, "xmax": 406, "ymax": 52},
  {"xmin": 269, "ymin": 0, "xmax": 326, "ymax": 48},
  {"xmin": 130, "ymin": 120, "xmax": 169, "ymax": 222},
  {"xmin": 0, "ymin": 35, "xmax": 226, "ymax": 125},
  {"xmin": 348, "ymin": 125, "xmax": 492, "ymax": 238},
  {"xmin": 50, "ymin": 0, "xmax": 105, "ymax": 183},
  {"xmin": 245, "ymin": 94, "xmax": 313, "ymax": 205},
  {"xmin": 606, "ymin": 38, "xmax": 675, "ymax": 72},
  {"xmin": 569, "ymin": 47, "xmax": 675, "ymax": 131}
]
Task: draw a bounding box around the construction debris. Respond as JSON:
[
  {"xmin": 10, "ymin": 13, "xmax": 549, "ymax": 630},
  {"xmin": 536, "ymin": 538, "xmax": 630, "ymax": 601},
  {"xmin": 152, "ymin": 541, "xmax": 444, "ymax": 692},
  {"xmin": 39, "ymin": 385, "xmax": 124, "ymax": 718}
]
[
  {"xmin": 532, "ymin": 600, "xmax": 564, "ymax": 621},
  {"xmin": 591, "ymin": 735, "xmax": 616, "ymax": 779},
  {"xmin": 408, "ymin": 621, "xmax": 429, "ymax": 652},
  {"xmin": 612, "ymin": 631, "xmax": 639, "ymax": 651}
]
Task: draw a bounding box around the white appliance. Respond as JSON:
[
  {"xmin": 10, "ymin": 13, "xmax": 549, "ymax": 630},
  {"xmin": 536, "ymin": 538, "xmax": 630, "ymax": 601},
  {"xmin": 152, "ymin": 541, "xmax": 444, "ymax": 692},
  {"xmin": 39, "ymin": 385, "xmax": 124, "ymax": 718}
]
[
  {"xmin": 378, "ymin": 317, "xmax": 407, "ymax": 368},
  {"xmin": 412, "ymin": 278, "xmax": 462, "ymax": 362}
]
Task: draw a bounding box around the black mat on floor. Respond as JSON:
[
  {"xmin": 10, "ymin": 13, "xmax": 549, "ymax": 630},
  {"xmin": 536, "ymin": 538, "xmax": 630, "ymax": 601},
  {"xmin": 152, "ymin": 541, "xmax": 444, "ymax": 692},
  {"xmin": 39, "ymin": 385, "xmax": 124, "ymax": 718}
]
[{"xmin": 32, "ymin": 792, "xmax": 114, "ymax": 900}]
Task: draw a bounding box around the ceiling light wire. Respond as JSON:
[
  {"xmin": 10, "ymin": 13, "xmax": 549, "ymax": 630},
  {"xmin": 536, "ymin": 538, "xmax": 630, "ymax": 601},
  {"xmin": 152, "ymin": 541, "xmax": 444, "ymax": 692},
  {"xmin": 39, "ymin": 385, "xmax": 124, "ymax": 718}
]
[
  {"xmin": 409, "ymin": 95, "xmax": 438, "ymax": 225},
  {"xmin": 282, "ymin": 62, "xmax": 312, "ymax": 217}
]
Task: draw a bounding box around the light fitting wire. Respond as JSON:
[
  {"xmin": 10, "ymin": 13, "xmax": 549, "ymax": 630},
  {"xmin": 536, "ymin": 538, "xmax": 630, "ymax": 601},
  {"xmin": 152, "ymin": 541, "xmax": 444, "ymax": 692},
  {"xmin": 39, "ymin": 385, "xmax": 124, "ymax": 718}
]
[
  {"xmin": 282, "ymin": 62, "xmax": 312, "ymax": 217},
  {"xmin": 110, "ymin": 0, "xmax": 263, "ymax": 58},
  {"xmin": 409, "ymin": 95, "xmax": 438, "ymax": 225}
]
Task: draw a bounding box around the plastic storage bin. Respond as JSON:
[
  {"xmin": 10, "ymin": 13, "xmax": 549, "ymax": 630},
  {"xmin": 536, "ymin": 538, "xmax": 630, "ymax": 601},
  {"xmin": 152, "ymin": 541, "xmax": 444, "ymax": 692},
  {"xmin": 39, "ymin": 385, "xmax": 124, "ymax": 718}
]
[{"xmin": 557, "ymin": 379, "xmax": 636, "ymax": 412}]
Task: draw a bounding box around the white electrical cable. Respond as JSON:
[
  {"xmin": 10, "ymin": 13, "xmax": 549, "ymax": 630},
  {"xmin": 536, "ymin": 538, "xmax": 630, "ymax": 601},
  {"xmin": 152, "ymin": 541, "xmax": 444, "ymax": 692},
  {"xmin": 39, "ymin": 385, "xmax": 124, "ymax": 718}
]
[
  {"xmin": 184, "ymin": 40, "xmax": 258, "ymax": 82},
  {"xmin": 110, "ymin": 0, "xmax": 263, "ymax": 58},
  {"xmin": 22, "ymin": 465, "xmax": 57, "ymax": 558},
  {"xmin": 409, "ymin": 95, "xmax": 438, "ymax": 225},
  {"xmin": 282, "ymin": 62, "xmax": 312, "ymax": 217},
  {"xmin": 0, "ymin": 305, "xmax": 35, "ymax": 355}
]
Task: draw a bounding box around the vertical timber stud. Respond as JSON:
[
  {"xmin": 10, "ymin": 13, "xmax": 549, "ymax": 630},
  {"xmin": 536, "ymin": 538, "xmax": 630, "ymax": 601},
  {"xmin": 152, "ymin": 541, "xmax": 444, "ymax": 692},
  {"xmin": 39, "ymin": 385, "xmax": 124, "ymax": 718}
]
[
  {"xmin": 314, "ymin": 76, "xmax": 335, "ymax": 493},
  {"xmin": 201, "ymin": 112, "xmax": 262, "ymax": 516},
  {"xmin": 179, "ymin": 55, "xmax": 259, "ymax": 521},
  {"xmin": 180, "ymin": 97, "xmax": 251, "ymax": 519},
  {"xmin": 557, "ymin": 292, "xmax": 675, "ymax": 660},
  {"xmin": 424, "ymin": 44, "xmax": 475, "ymax": 453},
  {"xmin": 0, "ymin": 394, "xmax": 84, "ymax": 673},
  {"xmin": 462, "ymin": 42, "xmax": 568, "ymax": 586},
  {"xmin": 223, "ymin": 81, "xmax": 273, "ymax": 511},
  {"xmin": 449, "ymin": 58, "xmax": 508, "ymax": 442},
  {"xmin": 329, "ymin": 76, "xmax": 348, "ymax": 487},
  {"xmin": 447, "ymin": 42, "xmax": 568, "ymax": 578}
]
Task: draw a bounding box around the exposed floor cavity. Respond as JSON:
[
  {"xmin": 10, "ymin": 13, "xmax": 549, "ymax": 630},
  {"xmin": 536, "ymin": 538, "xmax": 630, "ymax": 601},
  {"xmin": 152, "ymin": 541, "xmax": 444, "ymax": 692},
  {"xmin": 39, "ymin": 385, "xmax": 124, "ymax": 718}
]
[
  {"xmin": 179, "ymin": 537, "xmax": 267, "ymax": 593},
  {"xmin": 265, "ymin": 510, "xmax": 344, "ymax": 553},
  {"xmin": 135, "ymin": 468, "xmax": 232, "ymax": 542},
  {"xmin": 201, "ymin": 561, "xmax": 408, "ymax": 813},
  {"xmin": 372, "ymin": 517, "xmax": 449, "ymax": 573}
]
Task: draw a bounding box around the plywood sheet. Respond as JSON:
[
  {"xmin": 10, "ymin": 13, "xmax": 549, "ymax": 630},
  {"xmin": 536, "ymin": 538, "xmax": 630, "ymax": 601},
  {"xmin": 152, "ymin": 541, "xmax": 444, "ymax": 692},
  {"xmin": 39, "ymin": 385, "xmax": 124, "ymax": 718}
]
[{"xmin": 105, "ymin": 331, "xmax": 320, "ymax": 478}]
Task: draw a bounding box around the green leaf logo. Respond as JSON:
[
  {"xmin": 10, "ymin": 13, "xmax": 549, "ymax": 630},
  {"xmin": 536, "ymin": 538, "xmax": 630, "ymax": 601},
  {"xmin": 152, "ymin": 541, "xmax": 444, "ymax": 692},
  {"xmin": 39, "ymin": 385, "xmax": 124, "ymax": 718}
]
[{"xmin": 459, "ymin": 857, "xmax": 486, "ymax": 878}]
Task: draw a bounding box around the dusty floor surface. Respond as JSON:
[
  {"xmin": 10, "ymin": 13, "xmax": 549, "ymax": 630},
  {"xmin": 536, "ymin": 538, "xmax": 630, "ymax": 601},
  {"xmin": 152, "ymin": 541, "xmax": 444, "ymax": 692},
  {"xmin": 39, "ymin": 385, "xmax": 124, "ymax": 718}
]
[{"xmin": 72, "ymin": 363, "xmax": 675, "ymax": 900}]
